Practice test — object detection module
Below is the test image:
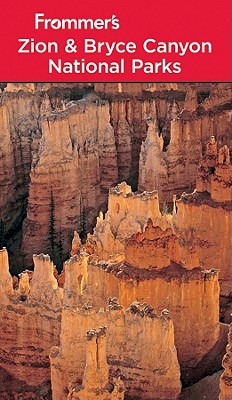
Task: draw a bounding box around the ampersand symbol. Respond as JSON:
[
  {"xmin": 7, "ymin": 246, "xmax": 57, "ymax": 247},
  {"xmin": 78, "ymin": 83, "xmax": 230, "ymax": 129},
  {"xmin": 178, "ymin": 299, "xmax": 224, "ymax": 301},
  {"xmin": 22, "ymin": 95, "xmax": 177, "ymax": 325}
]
[{"xmin": 65, "ymin": 39, "xmax": 77, "ymax": 53}]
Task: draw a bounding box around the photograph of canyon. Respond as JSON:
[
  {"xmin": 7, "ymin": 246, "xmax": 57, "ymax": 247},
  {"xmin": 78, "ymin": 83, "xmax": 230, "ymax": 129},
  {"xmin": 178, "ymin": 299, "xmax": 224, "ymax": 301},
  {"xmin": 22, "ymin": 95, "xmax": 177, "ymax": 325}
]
[{"xmin": 0, "ymin": 82, "xmax": 231, "ymax": 400}]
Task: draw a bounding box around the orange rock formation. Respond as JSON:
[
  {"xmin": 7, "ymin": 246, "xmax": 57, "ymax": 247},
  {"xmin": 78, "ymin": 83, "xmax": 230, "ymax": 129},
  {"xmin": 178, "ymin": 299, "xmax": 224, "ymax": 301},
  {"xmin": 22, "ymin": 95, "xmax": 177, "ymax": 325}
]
[
  {"xmin": 125, "ymin": 219, "xmax": 180, "ymax": 269},
  {"xmin": 94, "ymin": 83, "xmax": 187, "ymax": 94},
  {"xmin": 0, "ymin": 248, "xmax": 61, "ymax": 397},
  {"xmin": 196, "ymin": 136, "xmax": 231, "ymax": 202},
  {"xmin": 138, "ymin": 83, "xmax": 232, "ymax": 203},
  {"xmin": 173, "ymin": 139, "xmax": 232, "ymax": 297},
  {"xmin": 1, "ymin": 83, "xmax": 231, "ymax": 273},
  {"xmin": 21, "ymin": 101, "xmax": 118, "ymax": 269},
  {"xmin": 50, "ymin": 300, "xmax": 181, "ymax": 400},
  {"xmin": 220, "ymin": 323, "xmax": 232, "ymax": 400},
  {"xmin": 85, "ymin": 182, "xmax": 162, "ymax": 261},
  {"xmin": 67, "ymin": 327, "xmax": 125, "ymax": 400}
]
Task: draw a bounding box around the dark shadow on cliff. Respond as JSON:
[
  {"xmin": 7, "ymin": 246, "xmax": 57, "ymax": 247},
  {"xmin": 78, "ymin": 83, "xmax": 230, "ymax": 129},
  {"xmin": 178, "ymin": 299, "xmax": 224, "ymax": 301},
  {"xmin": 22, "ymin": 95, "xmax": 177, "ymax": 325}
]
[{"xmin": 181, "ymin": 323, "xmax": 229, "ymax": 387}]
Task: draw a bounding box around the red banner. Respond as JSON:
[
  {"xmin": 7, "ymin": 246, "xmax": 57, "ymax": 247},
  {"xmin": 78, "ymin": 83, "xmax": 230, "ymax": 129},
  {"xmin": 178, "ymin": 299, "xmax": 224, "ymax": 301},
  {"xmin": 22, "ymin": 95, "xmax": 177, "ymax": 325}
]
[{"xmin": 0, "ymin": 0, "xmax": 231, "ymax": 82}]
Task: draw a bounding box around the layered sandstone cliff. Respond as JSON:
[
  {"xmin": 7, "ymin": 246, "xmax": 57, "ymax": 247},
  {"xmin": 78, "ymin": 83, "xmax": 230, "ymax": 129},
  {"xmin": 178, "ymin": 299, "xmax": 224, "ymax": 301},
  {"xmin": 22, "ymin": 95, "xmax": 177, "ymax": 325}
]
[
  {"xmin": 21, "ymin": 100, "xmax": 118, "ymax": 269},
  {"xmin": 85, "ymin": 182, "xmax": 164, "ymax": 261},
  {"xmin": 0, "ymin": 92, "xmax": 41, "ymax": 262},
  {"xmin": 67, "ymin": 327, "xmax": 125, "ymax": 400},
  {"xmin": 0, "ymin": 174, "xmax": 229, "ymax": 399},
  {"xmin": 95, "ymin": 83, "xmax": 188, "ymax": 94},
  {"xmin": 51, "ymin": 301, "xmax": 181, "ymax": 400},
  {"xmin": 69, "ymin": 177, "xmax": 230, "ymax": 381},
  {"xmin": 0, "ymin": 248, "xmax": 62, "ymax": 399},
  {"xmin": 138, "ymin": 83, "xmax": 232, "ymax": 204},
  {"xmin": 220, "ymin": 323, "xmax": 232, "ymax": 400},
  {"xmin": 0, "ymin": 246, "xmax": 181, "ymax": 400},
  {"xmin": 70, "ymin": 187, "xmax": 221, "ymax": 373},
  {"xmin": 173, "ymin": 139, "xmax": 232, "ymax": 298},
  {"xmin": 1, "ymin": 83, "xmax": 231, "ymax": 275}
]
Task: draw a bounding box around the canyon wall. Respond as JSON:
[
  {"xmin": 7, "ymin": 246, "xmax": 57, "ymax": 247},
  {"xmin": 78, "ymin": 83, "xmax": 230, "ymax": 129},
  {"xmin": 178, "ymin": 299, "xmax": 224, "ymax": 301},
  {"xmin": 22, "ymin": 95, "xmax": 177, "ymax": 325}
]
[
  {"xmin": 0, "ymin": 178, "xmax": 229, "ymax": 399},
  {"xmin": 138, "ymin": 86, "xmax": 232, "ymax": 204},
  {"xmin": 173, "ymin": 139, "xmax": 232, "ymax": 298},
  {"xmin": 0, "ymin": 83, "xmax": 231, "ymax": 274},
  {"xmin": 67, "ymin": 186, "xmax": 221, "ymax": 373},
  {"xmin": 0, "ymin": 247, "xmax": 181, "ymax": 400},
  {"xmin": 81, "ymin": 250, "xmax": 220, "ymax": 372},
  {"xmin": 173, "ymin": 196, "xmax": 231, "ymax": 296},
  {"xmin": 220, "ymin": 323, "xmax": 232, "ymax": 400},
  {"xmin": 94, "ymin": 83, "xmax": 189, "ymax": 94},
  {"xmin": 85, "ymin": 182, "xmax": 163, "ymax": 261},
  {"xmin": 0, "ymin": 248, "xmax": 62, "ymax": 399},
  {"xmin": 105, "ymin": 94, "xmax": 186, "ymax": 190},
  {"xmin": 67, "ymin": 326, "xmax": 125, "ymax": 400},
  {"xmin": 51, "ymin": 303, "xmax": 181, "ymax": 400},
  {"xmin": 0, "ymin": 92, "xmax": 41, "ymax": 262},
  {"xmin": 21, "ymin": 101, "xmax": 118, "ymax": 269}
]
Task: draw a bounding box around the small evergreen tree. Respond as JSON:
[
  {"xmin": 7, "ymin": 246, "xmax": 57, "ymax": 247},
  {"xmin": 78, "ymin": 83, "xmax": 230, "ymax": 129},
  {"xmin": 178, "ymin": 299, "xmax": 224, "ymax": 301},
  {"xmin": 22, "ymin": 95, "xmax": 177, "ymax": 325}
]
[
  {"xmin": 0, "ymin": 219, "xmax": 4, "ymax": 248},
  {"xmin": 79, "ymin": 207, "xmax": 87, "ymax": 241},
  {"xmin": 57, "ymin": 229, "xmax": 63, "ymax": 266},
  {"xmin": 49, "ymin": 190, "xmax": 55, "ymax": 251}
]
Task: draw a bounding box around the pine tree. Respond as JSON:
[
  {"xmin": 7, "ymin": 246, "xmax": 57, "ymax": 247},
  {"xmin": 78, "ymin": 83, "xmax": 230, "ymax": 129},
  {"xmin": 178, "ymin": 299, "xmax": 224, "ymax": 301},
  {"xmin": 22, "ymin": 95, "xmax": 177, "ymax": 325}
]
[
  {"xmin": 0, "ymin": 219, "xmax": 4, "ymax": 248},
  {"xmin": 49, "ymin": 190, "xmax": 55, "ymax": 251},
  {"xmin": 57, "ymin": 228, "xmax": 63, "ymax": 267},
  {"xmin": 79, "ymin": 207, "xmax": 86, "ymax": 241}
]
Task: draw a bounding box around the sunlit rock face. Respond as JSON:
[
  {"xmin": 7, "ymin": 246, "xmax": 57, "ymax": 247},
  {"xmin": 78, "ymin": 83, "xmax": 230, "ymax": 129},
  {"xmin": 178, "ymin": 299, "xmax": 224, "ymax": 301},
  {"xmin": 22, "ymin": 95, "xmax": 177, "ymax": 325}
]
[
  {"xmin": 21, "ymin": 101, "xmax": 118, "ymax": 270},
  {"xmin": 220, "ymin": 323, "xmax": 232, "ymax": 400},
  {"xmin": 173, "ymin": 137, "xmax": 232, "ymax": 297},
  {"xmin": 1, "ymin": 83, "xmax": 231, "ymax": 273},
  {"xmin": 50, "ymin": 303, "xmax": 181, "ymax": 400},
  {"xmin": 138, "ymin": 83, "xmax": 232, "ymax": 204},
  {"xmin": 0, "ymin": 249, "xmax": 61, "ymax": 398}
]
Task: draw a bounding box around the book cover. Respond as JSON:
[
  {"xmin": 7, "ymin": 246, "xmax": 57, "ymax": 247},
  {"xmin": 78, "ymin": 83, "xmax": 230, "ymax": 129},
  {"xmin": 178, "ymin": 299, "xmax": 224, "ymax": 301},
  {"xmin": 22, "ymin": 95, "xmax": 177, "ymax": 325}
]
[{"xmin": 0, "ymin": 1, "xmax": 231, "ymax": 399}]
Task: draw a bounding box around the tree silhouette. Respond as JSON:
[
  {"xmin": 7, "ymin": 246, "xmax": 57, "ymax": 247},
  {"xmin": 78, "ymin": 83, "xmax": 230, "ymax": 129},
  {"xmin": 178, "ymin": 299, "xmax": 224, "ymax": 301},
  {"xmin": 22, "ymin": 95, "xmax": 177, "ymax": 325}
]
[
  {"xmin": 57, "ymin": 228, "xmax": 63, "ymax": 267},
  {"xmin": 0, "ymin": 219, "xmax": 4, "ymax": 248},
  {"xmin": 49, "ymin": 190, "xmax": 55, "ymax": 251},
  {"xmin": 79, "ymin": 207, "xmax": 87, "ymax": 242}
]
